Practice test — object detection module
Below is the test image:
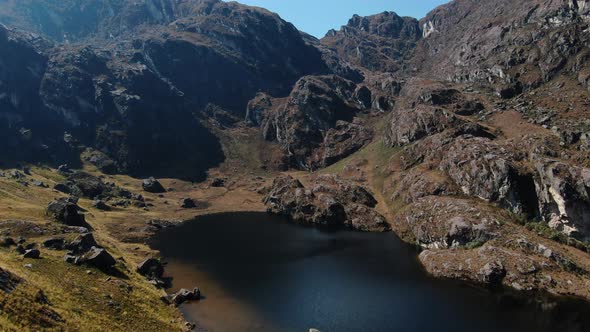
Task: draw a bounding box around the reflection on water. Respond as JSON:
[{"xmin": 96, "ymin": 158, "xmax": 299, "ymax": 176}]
[{"xmin": 151, "ymin": 212, "xmax": 590, "ymax": 332}]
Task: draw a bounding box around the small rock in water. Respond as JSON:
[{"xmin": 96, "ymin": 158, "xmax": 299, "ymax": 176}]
[{"xmin": 169, "ymin": 287, "xmax": 201, "ymax": 306}]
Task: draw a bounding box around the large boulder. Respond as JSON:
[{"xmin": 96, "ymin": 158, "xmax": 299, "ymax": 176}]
[
  {"xmin": 46, "ymin": 198, "xmax": 87, "ymax": 227},
  {"xmin": 66, "ymin": 233, "xmax": 98, "ymax": 254},
  {"xmin": 63, "ymin": 172, "xmax": 109, "ymax": 198},
  {"xmin": 23, "ymin": 249, "xmax": 41, "ymax": 259},
  {"xmin": 180, "ymin": 198, "xmax": 197, "ymax": 209},
  {"xmin": 43, "ymin": 238, "xmax": 65, "ymax": 250},
  {"xmin": 169, "ymin": 288, "xmax": 201, "ymax": 307},
  {"xmin": 80, "ymin": 247, "xmax": 116, "ymax": 270},
  {"xmin": 137, "ymin": 258, "xmax": 164, "ymax": 279},
  {"xmin": 142, "ymin": 177, "xmax": 166, "ymax": 193}
]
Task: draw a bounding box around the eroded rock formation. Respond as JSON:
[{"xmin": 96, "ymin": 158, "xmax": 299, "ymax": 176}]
[{"xmin": 264, "ymin": 175, "xmax": 389, "ymax": 232}]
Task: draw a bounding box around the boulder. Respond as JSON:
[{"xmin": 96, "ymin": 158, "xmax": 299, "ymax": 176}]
[
  {"xmin": 92, "ymin": 200, "xmax": 110, "ymax": 211},
  {"xmin": 43, "ymin": 238, "xmax": 65, "ymax": 250},
  {"xmin": 23, "ymin": 249, "xmax": 40, "ymax": 259},
  {"xmin": 478, "ymin": 261, "xmax": 506, "ymax": 285},
  {"xmin": 80, "ymin": 247, "xmax": 116, "ymax": 270},
  {"xmin": 66, "ymin": 233, "xmax": 98, "ymax": 254},
  {"xmin": 32, "ymin": 180, "xmax": 48, "ymax": 188},
  {"xmin": 8, "ymin": 170, "xmax": 25, "ymax": 180},
  {"xmin": 46, "ymin": 198, "xmax": 87, "ymax": 227},
  {"xmin": 137, "ymin": 258, "xmax": 165, "ymax": 279},
  {"xmin": 65, "ymin": 172, "xmax": 109, "ymax": 198},
  {"xmin": 142, "ymin": 177, "xmax": 166, "ymax": 193},
  {"xmin": 210, "ymin": 178, "xmax": 225, "ymax": 188},
  {"xmin": 63, "ymin": 253, "xmax": 80, "ymax": 265},
  {"xmin": 53, "ymin": 183, "xmax": 72, "ymax": 194},
  {"xmin": 180, "ymin": 198, "xmax": 197, "ymax": 209},
  {"xmin": 57, "ymin": 165, "xmax": 71, "ymax": 174},
  {"xmin": 0, "ymin": 237, "xmax": 16, "ymax": 247},
  {"xmin": 170, "ymin": 288, "xmax": 201, "ymax": 307},
  {"xmin": 15, "ymin": 245, "xmax": 26, "ymax": 255}
]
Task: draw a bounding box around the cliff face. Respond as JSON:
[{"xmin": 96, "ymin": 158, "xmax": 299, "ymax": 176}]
[
  {"xmin": 321, "ymin": 11, "xmax": 422, "ymax": 72},
  {"xmin": 414, "ymin": 0, "xmax": 590, "ymax": 88},
  {"xmin": 0, "ymin": 24, "xmax": 79, "ymax": 164},
  {"xmin": 0, "ymin": 0, "xmax": 197, "ymax": 42},
  {"xmin": 3, "ymin": 0, "xmax": 590, "ymax": 326},
  {"xmin": 0, "ymin": 0, "xmax": 330, "ymax": 179}
]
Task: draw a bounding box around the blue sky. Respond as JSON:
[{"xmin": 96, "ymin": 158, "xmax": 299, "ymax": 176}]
[{"xmin": 224, "ymin": 0, "xmax": 449, "ymax": 37}]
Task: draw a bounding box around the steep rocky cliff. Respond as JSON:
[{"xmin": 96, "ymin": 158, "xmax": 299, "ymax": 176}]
[
  {"xmin": 321, "ymin": 11, "xmax": 421, "ymax": 72},
  {"xmin": 2, "ymin": 0, "xmax": 590, "ymax": 319},
  {"xmin": 0, "ymin": 0, "xmax": 331, "ymax": 178}
]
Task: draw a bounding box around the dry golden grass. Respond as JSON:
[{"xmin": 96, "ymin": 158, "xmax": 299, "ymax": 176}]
[{"xmin": 0, "ymin": 158, "xmax": 272, "ymax": 331}]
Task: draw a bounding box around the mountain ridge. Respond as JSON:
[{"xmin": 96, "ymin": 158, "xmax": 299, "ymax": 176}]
[{"xmin": 2, "ymin": 0, "xmax": 590, "ymax": 330}]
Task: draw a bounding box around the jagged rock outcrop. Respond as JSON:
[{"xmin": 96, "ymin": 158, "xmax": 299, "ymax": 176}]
[
  {"xmin": 394, "ymin": 196, "xmax": 502, "ymax": 249},
  {"xmin": 384, "ymin": 80, "xmax": 490, "ymax": 146},
  {"xmin": 535, "ymin": 160, "xmax": 590, "ymax": 240},
  {"xmin": 414, "ymin": 0, "xmax": 590, "ymax": 90},
  {"xmin": 321, "ymin": 11, "xmax": 421, "ymax": 72},
  {"xmin": 390, "ymin": 166, "xmax": 459, "ymax": 204},
  {"xmin": 250, "ymin": 75, "xmax": 374, "ymax": 170},
  {"xmin": 46, "ymin": 198, "xmax": 87, "ymax": 227},
  {"xmin": 439, "ymin": 136, "xmax": 540, "ymax": 217},
  {"xmin": 0, "ymin": 0, "xmax": 337, "ymax": 179},
  {"xmin": 0, "ymin": 0, "xmax": 180, "ymax": 42},
  {"xmin": 0, "ymin": 24, "xmax": 78, "ymax": 165},
  {"xmin": 264, "ymin": 175, "xmax": 389, "ymax": 231},
  {"xmin": 0, "ymin": 267, "xmax": 21, "ymax": 293}
]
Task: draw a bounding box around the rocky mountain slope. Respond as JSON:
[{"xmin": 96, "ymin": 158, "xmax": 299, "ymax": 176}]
[
  {"xmin": 321, "ymin": 11, "xmax": 421, "ymax": 72},
  {"xmin": 2, "ymin": 0, "xmax": 590, "ymax": 330},
  {"xmin": 0, "ymin": 0, "xmax": 330, "ymax": 179}
]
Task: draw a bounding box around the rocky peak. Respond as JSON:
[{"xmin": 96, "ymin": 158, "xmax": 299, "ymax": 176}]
[
  {"xmin": 413, "ymin": 0, "xmax": 590, "ymax": 88},
  {"xmin": 0, "ymin": 0, "xmax": 222, "ymax": 42},
  {"xmin": 321, "ymin": 11, "xmax": 421, "ymax": 72},
  {"xmin": 346, "ymin": 12, "xmax": 420, "ymax": 39}
]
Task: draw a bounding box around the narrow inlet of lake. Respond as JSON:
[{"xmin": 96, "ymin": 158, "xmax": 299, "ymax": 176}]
[{"xmin": 150, "ymin": 212, "xmax": 590, "ymax": 332}]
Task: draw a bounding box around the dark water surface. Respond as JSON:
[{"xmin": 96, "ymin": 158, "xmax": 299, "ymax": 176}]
[{"xmin": 151, "ymin": 212, "xmax": 590, "ymax": 332}]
